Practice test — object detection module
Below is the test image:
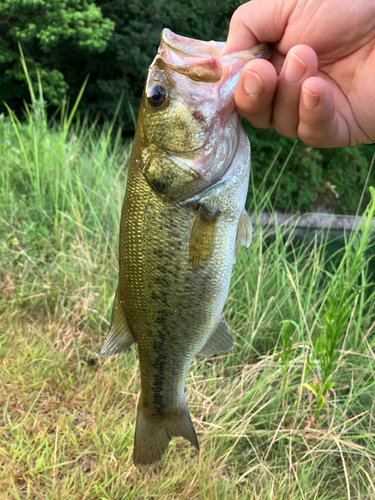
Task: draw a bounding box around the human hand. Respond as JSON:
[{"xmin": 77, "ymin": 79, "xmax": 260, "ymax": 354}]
[{"xmin": 224, "ymin": 0, "xmax": 375, "ymax": 147}]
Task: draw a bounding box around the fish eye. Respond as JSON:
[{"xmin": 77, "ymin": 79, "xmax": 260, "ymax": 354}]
[{"xmin": 147, "ymin": 85, "xmax": 167, "ymax": 108}]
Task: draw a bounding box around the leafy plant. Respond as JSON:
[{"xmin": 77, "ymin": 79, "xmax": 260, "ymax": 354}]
[
  {"xmin": 305, "ymin": 188, "xmax": 375, "ymax": 417},
  {"xmin": 245, "ymin": 123, "xmax": 375, "ymax": 215},
  {"xmin": 0, "ymin": 0, "xmax": 114, "ymax": 106}
]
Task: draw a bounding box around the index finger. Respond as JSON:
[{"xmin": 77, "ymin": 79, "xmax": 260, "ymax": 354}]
[{"xmin": 223, "ymin": 0, "xmax": 289, "ymax": 54}]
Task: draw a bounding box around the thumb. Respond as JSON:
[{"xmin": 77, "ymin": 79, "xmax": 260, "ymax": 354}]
[{"xmin": 223, "ymin": 0, "xmax": 294, "ymax": 54}]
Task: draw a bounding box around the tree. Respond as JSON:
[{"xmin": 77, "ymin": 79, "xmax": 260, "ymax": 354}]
[
  {"xmin": 0, "ymin": 0, "xmax": 242, "ymax": 130},
  {"xmin": 0, "ymin": 0, "xmax": 114, "ymax": 109}
]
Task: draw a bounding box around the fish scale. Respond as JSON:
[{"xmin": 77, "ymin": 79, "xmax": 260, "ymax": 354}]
[
  {"xmin": 100, "ymin": 28, "xmax": 272, "ymax": 467},
  {"xmin": 121, "ymin": 146, "xmax": 224, "ymax": 408}
]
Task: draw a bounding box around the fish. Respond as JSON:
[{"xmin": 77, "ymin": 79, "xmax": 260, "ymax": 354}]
[{"xmin": 99, "ymin": 29, "xmax": 272, "ymax": 467}]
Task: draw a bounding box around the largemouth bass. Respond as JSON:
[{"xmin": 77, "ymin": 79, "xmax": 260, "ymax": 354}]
[{"xmin": 100, "ymin": 29, "xmax": 272, "ymax": 467}]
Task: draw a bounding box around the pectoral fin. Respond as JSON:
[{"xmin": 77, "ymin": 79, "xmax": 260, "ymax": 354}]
[
  {"xmin": 233, "ymin": 210, "xmax": 252, "ymax": 263},
  {"xmin": 99, "ymin": 288, "xmax": 135, "ymax": 356},
  {"xmin": 197, "ymin": 317, "xmax": 233, "ymax": 356},
  {"xmin": 189, "ymin": 206, "xmax": 220, "ymax": 268}
]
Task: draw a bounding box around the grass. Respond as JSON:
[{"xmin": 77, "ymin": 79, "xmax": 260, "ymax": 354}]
[{"xmin": 1, "ymin": 86, "xmax": 375, "ymax": 499}]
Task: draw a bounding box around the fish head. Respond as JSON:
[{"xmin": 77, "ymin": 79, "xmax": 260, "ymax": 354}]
[{"xmin": 138, "ymin": 29, "xmax": 272, "ymax": 201}]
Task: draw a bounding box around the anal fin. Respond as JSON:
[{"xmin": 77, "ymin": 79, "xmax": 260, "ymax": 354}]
[
  {"xmin": 99, "ymin": 288, "xmax": 135, "ymax": 357},
  {"xmin": 197, "ymin": 317, "xmax": 233, "ymax": 356}
]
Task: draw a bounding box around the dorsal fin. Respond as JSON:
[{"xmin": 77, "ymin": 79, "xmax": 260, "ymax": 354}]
[{"xmin": 99, "ymin": 288, "xmax": 135, "ymax": 357}]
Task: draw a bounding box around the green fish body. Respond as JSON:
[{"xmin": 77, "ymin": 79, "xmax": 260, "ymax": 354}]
[{"xmin": 100, "ymin": 29, "xmax": 272, "ymax": 467}]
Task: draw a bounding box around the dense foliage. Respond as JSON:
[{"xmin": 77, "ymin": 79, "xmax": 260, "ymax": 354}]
[
  {"xmin": 246, "ymin": 125, "xmax": 375, "ymax": 214},
  {"xmin": 0, "ymin": 0, "xmax": 114, "ymax": 106},
  {"xmin": 0, "ymin": 0, "xmax": 240, "ymax": 128},
  {"xmin": 1, "ymin": 0, "xmax": 374, "ymax": 214}
]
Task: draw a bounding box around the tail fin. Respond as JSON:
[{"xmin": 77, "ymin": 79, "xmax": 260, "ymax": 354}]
[{"xmin": 133, "ymin": 398, "xmax": 199, "ymax": 467}]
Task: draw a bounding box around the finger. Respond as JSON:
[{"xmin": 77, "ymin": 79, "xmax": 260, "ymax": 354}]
[
  {"xmin": 224, "ymin": 3, "xmax": 258, "ymax": 54},
  {"xmin": 272, "ymin": 45, "xmax": 318, "ymax": 137},
  {"xmin": 235, "ymin": 58, "xmax": 277, "ymax": 129},
  {"xmin": 298, "ymin": 76, "xmax": 350, "ymax": 147},
  {"xmin": 223, "ymin": 0, "xmax": 289, "ymax": 54},
  {"xmin": 269, "ymin": 50, "xmax": 286, "ymax": 76}
]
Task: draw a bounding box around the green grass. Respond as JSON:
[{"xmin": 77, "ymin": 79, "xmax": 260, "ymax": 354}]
[{"xmin": 1, "ymin": 90, "xmax": 375, "ymax": 499}]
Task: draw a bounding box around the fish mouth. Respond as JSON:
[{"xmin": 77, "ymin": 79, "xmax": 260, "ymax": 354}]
[
  {"xmin": 159, "ymin": 28, "xmax": 272, "ymax": 86},
  {"xmin": 161, "ymin": 28, "xmax": 226, "ymax": 58},
  {"xmin": 158, "ymin": 29, "xmax": 225, "ymax": 83}
]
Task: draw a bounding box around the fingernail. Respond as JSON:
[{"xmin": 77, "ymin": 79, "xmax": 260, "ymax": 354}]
[
  {"xmin": 244, "ymin": 71, "xmax": 265, "ymax": 98},
  {"xmin": 302, "ymin": 87, "xmax": 319, "ymax": 109},
  {"xmin": 285, "ymin": 53, "xmax": 306, "ymax": 83}
]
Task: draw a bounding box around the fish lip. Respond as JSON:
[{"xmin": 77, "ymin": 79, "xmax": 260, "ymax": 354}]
[
  {"xmin": 158, "ymin": 29, "xmax": 223, "ymax": 83},
  {"xmin": 161, "ymin": 28, "xmax": 225, "ymax": 59},
  {"xmin": 159, "ymin": 28, "xmax": 273, "ymax": 86}
]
